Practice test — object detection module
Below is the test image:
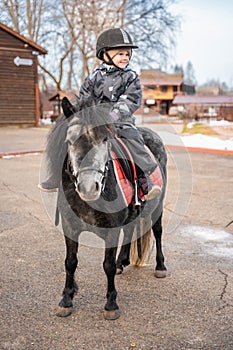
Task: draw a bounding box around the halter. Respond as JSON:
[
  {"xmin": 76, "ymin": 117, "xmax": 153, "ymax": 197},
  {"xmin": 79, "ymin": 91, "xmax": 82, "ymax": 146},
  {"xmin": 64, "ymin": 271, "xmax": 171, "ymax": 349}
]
[
  {"xmin": 65, "ymin": 139, "xmax": 111, "ymax": 195},
  {"xmin": 77, "ymin": 163, "xmax": 109, "ymax": 193}
]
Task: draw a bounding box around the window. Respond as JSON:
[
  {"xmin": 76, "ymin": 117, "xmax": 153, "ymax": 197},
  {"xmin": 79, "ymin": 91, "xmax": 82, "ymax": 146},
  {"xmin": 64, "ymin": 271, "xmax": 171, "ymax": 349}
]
[
  {"xmin": 145, "ymin": 85, "xmax": 157, "ymax": 90},
  {"xmin": 160, "ymin": 86, "xmax": 167, "ymax": 93}
]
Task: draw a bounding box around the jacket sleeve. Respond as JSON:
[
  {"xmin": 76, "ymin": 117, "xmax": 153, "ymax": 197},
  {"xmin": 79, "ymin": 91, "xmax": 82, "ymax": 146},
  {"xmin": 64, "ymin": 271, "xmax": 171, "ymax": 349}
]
[
  {"xmin": 79, "ymin": 74, "xmax": 94, "ymax": 101},
  {"xmin": 111, "ymin": 72, "xmax": 142, "ymax": 122}
]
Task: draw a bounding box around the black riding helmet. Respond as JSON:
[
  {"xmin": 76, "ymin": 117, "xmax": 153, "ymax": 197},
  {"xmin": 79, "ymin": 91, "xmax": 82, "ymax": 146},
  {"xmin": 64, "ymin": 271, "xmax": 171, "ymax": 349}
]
[{"xmin": 96, "ymin": 28, "xmax": 138, "ymax": 62}]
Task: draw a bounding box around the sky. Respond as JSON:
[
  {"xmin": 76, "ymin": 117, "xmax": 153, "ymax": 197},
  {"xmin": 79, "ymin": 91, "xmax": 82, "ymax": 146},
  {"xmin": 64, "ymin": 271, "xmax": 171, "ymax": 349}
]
[{"xmin": 170, "ymin": 0, "xmax": 233, "ymax": 87}]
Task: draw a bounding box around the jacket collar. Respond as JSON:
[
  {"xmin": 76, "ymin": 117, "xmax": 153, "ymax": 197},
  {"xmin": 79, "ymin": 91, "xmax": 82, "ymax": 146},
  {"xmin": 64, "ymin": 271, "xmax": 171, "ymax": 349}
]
[{"xmin": 98, "ymin": 63, "xmax": 132, "ymax": 73}]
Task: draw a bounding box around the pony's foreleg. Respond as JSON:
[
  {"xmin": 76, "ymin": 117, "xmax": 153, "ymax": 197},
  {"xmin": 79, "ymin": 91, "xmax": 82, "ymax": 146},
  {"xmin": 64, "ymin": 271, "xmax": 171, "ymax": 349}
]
[
  {"xmin": 103, "ymin": 246, "xmax": 120, "ymax": 320},
  {"xmin": 152, "ymin": 212, "xmax": 167, "ymax": 278},
  {"xmin": 56, "ymin": 236, "xmax": 78, "ymax": 317}
]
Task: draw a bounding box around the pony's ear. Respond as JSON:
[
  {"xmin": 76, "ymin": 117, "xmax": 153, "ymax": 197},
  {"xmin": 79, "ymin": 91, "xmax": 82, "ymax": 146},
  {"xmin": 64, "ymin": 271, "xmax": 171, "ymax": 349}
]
[{"xmin": 62, "ymin": 97, "xmax": 77, "ymax": 118}]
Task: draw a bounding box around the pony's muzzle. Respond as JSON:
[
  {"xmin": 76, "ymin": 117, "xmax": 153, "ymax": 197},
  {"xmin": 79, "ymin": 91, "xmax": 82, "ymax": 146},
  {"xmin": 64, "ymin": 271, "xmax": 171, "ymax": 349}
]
[{"xmin": 76, "ymin": 173, "xmax": 102, "ymax": 202}]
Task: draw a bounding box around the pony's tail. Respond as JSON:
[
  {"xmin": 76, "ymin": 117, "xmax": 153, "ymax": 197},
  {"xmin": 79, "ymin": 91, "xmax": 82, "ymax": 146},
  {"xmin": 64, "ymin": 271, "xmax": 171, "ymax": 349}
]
[{"xmin": 130, "ymin": 221, "xmax": 154, "ymax": 267}]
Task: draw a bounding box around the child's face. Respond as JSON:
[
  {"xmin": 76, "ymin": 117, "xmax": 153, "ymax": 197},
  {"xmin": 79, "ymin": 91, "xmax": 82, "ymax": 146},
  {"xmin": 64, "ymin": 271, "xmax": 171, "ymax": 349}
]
[{"xmin": 109, "ymin": 49, "xmax": 131, "ymax": 69}]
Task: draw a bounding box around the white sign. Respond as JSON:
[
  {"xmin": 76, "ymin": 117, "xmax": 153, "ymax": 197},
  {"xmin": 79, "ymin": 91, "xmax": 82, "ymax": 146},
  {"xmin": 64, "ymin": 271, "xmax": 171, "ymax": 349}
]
[
  {"xmin": 14, "ymin": 56, "xmax": 33, "ymax": 66},
  {"xmin": 146, "ymin": 99, "xmax": 155, "ymax": 105}
]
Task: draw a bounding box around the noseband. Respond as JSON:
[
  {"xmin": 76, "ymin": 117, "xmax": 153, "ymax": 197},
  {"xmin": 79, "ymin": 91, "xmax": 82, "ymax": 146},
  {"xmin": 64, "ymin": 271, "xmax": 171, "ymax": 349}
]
[{"xmin": 77, "ymin": 165, "xmax": 109, "ymax": 193}]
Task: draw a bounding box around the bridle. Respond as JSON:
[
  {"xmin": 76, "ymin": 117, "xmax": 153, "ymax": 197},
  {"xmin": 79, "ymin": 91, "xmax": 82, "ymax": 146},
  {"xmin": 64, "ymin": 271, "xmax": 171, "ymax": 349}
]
[{"xmin": 65, "ymin": 138, "xmax": 111, "ymax": 195}]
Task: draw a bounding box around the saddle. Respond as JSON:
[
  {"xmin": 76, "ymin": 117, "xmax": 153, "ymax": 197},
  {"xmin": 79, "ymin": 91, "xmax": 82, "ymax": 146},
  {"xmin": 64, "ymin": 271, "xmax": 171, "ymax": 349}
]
[{"xmin": 110, "ymin": 134, "xmax": 163, "ymax": 206}]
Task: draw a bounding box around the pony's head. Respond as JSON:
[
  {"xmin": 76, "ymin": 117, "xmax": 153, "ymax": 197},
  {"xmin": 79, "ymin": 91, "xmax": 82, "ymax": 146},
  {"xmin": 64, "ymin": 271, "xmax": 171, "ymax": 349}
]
[{"xmin": 63, "ymin": 98, "xmax": 113, "ymax": 202}]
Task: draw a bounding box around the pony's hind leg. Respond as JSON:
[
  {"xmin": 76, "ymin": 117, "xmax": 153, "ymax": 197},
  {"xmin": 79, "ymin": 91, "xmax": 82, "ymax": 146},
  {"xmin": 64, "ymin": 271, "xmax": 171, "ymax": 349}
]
[
  {"xmin": 116, "ymin": 223, "xmax": 136, "ymax": 274},
  {"xmin": 56, "ymin": 236, "xmax": 79, "ymax": 317},
  {"xmin": 116, "ymin": 242, "xmax": 131, "ymax": 274},
  {"xmin": 152, "ymin": 212, "xmax": 167, "ymax": 278}
]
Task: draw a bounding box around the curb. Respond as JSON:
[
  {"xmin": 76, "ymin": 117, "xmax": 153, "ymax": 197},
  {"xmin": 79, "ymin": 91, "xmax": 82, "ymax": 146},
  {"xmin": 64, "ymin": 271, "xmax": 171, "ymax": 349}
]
[
  {"xmin": 1, "ymin": 146, "xmax": 233, "ymax": 158},
  {"xmin": 0, "ymin": 150, "xmax": 44, "ymax": 158},
  {"xmin": 166, "ymin": 145, "xmax": 233, "ymax": 156}
]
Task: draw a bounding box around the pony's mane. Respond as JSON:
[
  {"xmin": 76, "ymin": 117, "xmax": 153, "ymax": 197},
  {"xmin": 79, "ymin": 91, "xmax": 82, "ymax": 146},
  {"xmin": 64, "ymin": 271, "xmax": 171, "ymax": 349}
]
[
  {"xmin": 67, "ymin": 103, "xmax": 116, "ymax": 142},
  {"xmin": 78, "ymin": 103, "xmax": 113, "ymax": 129},
  {"xmin": 45, "ymin": 100, "xmax": 116, "ymax": 176}
]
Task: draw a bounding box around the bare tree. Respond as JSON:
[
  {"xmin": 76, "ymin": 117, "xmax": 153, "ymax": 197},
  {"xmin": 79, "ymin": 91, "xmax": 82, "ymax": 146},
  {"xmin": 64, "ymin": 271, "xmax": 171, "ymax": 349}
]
[
  {"xmin": 1, "ymin": 0, "xmax": 44, "ymax": 41},
  {"xmin": 185, "ymin": 61, "xmax": 196, "ymax": 85},
  {"xmin": 172, "ymin": 64, "xmax": 184, "ymax": 74},
  {"xmin": 61, "ymin": 0, "xmax": 127, "ymax": 82},
  {"xmin": 0, "ymin": 0, "xmax": 180, "ymax": 91},
  {"xmin": 1, "ymin": 0, "xmax": 20, "ymax": 31},
  {"xmin": 1, "ymin": 0, "xmax": 71, "ymax": 90},
  {"xmin": 124, "ymin": 0, "xmax": 179, "ymax": 69}
]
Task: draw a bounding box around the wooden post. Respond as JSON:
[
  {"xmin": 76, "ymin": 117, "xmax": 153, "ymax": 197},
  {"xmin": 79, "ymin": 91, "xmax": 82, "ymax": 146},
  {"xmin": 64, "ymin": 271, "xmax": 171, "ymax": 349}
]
[{"xmin": 34, "ymin": 56, "xmax": 40, "ymax": 127}]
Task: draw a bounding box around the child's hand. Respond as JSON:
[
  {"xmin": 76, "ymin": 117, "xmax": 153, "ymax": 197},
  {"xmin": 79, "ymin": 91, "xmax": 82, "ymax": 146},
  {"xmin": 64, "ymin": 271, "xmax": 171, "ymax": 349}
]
[{"xmin": 109, "ymin": 111, "xmax": 119, "ymax": 122}]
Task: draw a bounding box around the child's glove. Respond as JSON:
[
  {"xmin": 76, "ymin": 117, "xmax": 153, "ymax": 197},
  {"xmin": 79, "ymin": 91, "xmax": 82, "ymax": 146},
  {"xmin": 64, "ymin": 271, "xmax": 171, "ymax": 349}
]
[
  {"xmin": 109, "ymin": 111, "xmax": 120, "ymax": 122},
  {"xmin": 62, "ymin": 97, "xmax": 79, "ymax": 118}
]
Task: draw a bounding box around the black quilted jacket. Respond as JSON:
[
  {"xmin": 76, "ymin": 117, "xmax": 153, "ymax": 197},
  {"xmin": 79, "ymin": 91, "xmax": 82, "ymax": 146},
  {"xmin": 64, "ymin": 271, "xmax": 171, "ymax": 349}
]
[{"xmin": 79, "ymin": 63, "xmax": 142, "ymax": 124}]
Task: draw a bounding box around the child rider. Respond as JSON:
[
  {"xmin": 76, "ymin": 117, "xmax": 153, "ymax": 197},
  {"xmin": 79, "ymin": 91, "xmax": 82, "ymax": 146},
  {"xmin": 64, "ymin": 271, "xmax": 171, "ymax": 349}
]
[{"xmin": 39, "ymin": 28, "xmax": 161, "ymax": 201}]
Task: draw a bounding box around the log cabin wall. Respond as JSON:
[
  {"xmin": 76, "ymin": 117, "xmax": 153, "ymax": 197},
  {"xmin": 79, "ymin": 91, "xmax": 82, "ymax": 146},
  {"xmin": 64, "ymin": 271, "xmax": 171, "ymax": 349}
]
[{"xmin": 0, "ymin": 23, "xmax": 47, "ymax": 126}]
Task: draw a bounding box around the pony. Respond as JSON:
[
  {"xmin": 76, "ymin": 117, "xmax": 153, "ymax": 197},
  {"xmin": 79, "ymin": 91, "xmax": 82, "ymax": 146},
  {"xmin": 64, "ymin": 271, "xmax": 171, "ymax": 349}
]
[{"xmin": 50, "ymin": 98, "xmax": 167, "ymax": 320}]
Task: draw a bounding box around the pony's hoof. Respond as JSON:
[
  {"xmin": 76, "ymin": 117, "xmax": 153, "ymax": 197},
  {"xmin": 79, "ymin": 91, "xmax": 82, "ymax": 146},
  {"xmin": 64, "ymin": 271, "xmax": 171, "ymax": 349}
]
[
  {"xmin": 154, "ymin": 269, "xmax": 167, "ymax": 278},
  {"xmin": 104, "ymin": 309, "xmax": 120, "ymax": 320},
  {"xmin": 116, "ymin": 267, "xmax": 123, "ymax": 275},
  {"xmin": 56, "ymin": 306, "xmax": 73, "ymax": 317}
]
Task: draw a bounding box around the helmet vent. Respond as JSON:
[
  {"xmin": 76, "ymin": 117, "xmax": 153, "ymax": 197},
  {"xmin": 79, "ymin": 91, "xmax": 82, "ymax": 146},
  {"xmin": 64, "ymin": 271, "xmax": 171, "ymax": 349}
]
[{"xmin": 120, "ymin": 29, "xmax": 130, "ymax": 44}]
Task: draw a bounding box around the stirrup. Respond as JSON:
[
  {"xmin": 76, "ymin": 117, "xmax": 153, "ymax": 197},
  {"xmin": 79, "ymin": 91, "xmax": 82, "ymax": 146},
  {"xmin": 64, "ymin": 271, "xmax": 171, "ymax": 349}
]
[{"xmin": 134, "ymin": 180, "xmax": 141, "ymax": 209}]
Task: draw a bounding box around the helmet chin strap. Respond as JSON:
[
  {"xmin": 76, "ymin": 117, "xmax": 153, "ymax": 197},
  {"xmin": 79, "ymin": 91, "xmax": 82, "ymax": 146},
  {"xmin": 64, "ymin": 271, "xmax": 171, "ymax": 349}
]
[{"xmin": 103, "ymin": 49, "xmax": 129, "ymax": 70}]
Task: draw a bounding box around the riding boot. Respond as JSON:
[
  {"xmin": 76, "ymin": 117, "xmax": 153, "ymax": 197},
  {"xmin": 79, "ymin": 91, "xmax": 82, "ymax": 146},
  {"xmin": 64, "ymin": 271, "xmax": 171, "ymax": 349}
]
[
  {"xmin": 38, "ymin": 175, "xmax": 60, "ymax": 192},
  {"xmin": 38, "ymin": 114, "xmax": 68, "ymax": 192},
  {"xmin": 138, "ymin": 173, "xmax": 161, "ymax": 201}
]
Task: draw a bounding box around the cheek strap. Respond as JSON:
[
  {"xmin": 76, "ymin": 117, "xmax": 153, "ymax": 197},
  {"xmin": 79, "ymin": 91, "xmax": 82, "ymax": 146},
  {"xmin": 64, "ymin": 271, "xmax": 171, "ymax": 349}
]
[
  {"xmin": 103, "ymin": 49, "xmax": 130, "ymax": 70},
  {"xmin": 103, "ymin": 50, "xmax": 115, "ymax": 66}
]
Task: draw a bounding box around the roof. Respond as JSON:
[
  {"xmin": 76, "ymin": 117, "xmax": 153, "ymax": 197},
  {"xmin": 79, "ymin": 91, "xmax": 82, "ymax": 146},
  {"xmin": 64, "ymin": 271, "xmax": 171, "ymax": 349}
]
[
  {"xmin": 49, "ymin": 90, "xmax": 79, "ymax": 102},
  {"xmin": 49, "ymin": 91, "xmax": 67, "ymax": 101},
  {"xmin": 140, "ymin": 69, "xmax": 185, "ymax": 86},
  {"xmin": 173, "ymin": 95, "xmax": 233, "ymax": 106},
  {"xmin": 141, "ymin": 78, "xmax": 184, "ymax": 86},
  {"xmin": 0, "ymin": 22, "xmax": 47, "ymax": 55}
]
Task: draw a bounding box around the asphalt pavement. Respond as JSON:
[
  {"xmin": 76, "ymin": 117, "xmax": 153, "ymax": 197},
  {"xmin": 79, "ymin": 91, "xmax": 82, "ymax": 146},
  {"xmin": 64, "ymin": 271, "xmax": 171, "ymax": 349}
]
[
  {"xmin": 0, "ymin": 125, "xmax": 233, "ymax": 350},
  {"xmin": 0, "ymin": 126, "xmax": 48, "ymax": 156}
]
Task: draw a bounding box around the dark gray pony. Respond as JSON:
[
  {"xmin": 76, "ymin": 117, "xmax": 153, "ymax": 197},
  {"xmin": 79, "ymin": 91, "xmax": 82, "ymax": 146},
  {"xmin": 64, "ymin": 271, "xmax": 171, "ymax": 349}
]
[{"xmin": 50, "ymin": 98, "xmax": 167, "ymax": 320}]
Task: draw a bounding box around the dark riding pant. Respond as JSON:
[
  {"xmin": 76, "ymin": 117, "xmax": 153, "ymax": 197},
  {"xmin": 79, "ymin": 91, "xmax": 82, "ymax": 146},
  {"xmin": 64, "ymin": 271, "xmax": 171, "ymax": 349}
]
[{"xmin": 116, "ymin": 125, "xmax": 157, "ymax": 175}]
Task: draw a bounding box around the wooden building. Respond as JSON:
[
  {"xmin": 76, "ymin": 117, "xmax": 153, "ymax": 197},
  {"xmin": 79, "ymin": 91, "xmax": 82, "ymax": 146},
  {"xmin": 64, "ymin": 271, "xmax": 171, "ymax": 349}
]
[
  {"xmin": 0, "ymin": 23, "xmax": 47, "ymax": 126},
  {"xmin": 48, "ymin": 91, "xmax": 67, "ymax": 122},
  {"xmin": 173, "ymin": 95, "xmax": 233, "ymax": 121},
  {"xmin": 140, "ymin": 69, "xmax": 195, "ymax": 115}
]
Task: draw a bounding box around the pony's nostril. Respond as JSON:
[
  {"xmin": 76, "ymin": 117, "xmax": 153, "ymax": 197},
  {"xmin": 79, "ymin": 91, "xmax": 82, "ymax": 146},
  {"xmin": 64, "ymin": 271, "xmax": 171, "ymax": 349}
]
[{"xmin": 95, "ymin": 182, "xmax": 99, "ymax": 191}]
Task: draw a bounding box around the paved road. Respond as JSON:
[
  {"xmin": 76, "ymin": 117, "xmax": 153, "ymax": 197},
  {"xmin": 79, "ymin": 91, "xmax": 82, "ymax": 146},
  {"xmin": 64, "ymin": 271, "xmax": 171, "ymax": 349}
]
[
  {"xmin": 0, "ymin": 126, "xmax": 48, "ymax": 155},
  {"xmin": 0, "ymin": 126, "xmax": 233, "ymax": 350}
]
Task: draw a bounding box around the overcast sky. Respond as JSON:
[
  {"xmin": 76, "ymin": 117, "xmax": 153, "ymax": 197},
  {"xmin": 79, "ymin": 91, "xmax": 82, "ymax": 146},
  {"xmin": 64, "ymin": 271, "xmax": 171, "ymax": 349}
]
[{"xmin": 170, "ymin": 0, "xmax": 233, "ymax": 86}]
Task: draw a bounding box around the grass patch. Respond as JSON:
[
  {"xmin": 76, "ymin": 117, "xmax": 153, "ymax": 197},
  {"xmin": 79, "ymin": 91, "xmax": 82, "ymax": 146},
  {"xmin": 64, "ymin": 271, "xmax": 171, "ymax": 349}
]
[{"xmin": 182, "ymin": 123, "xmax": 219, "ymax": 136}]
